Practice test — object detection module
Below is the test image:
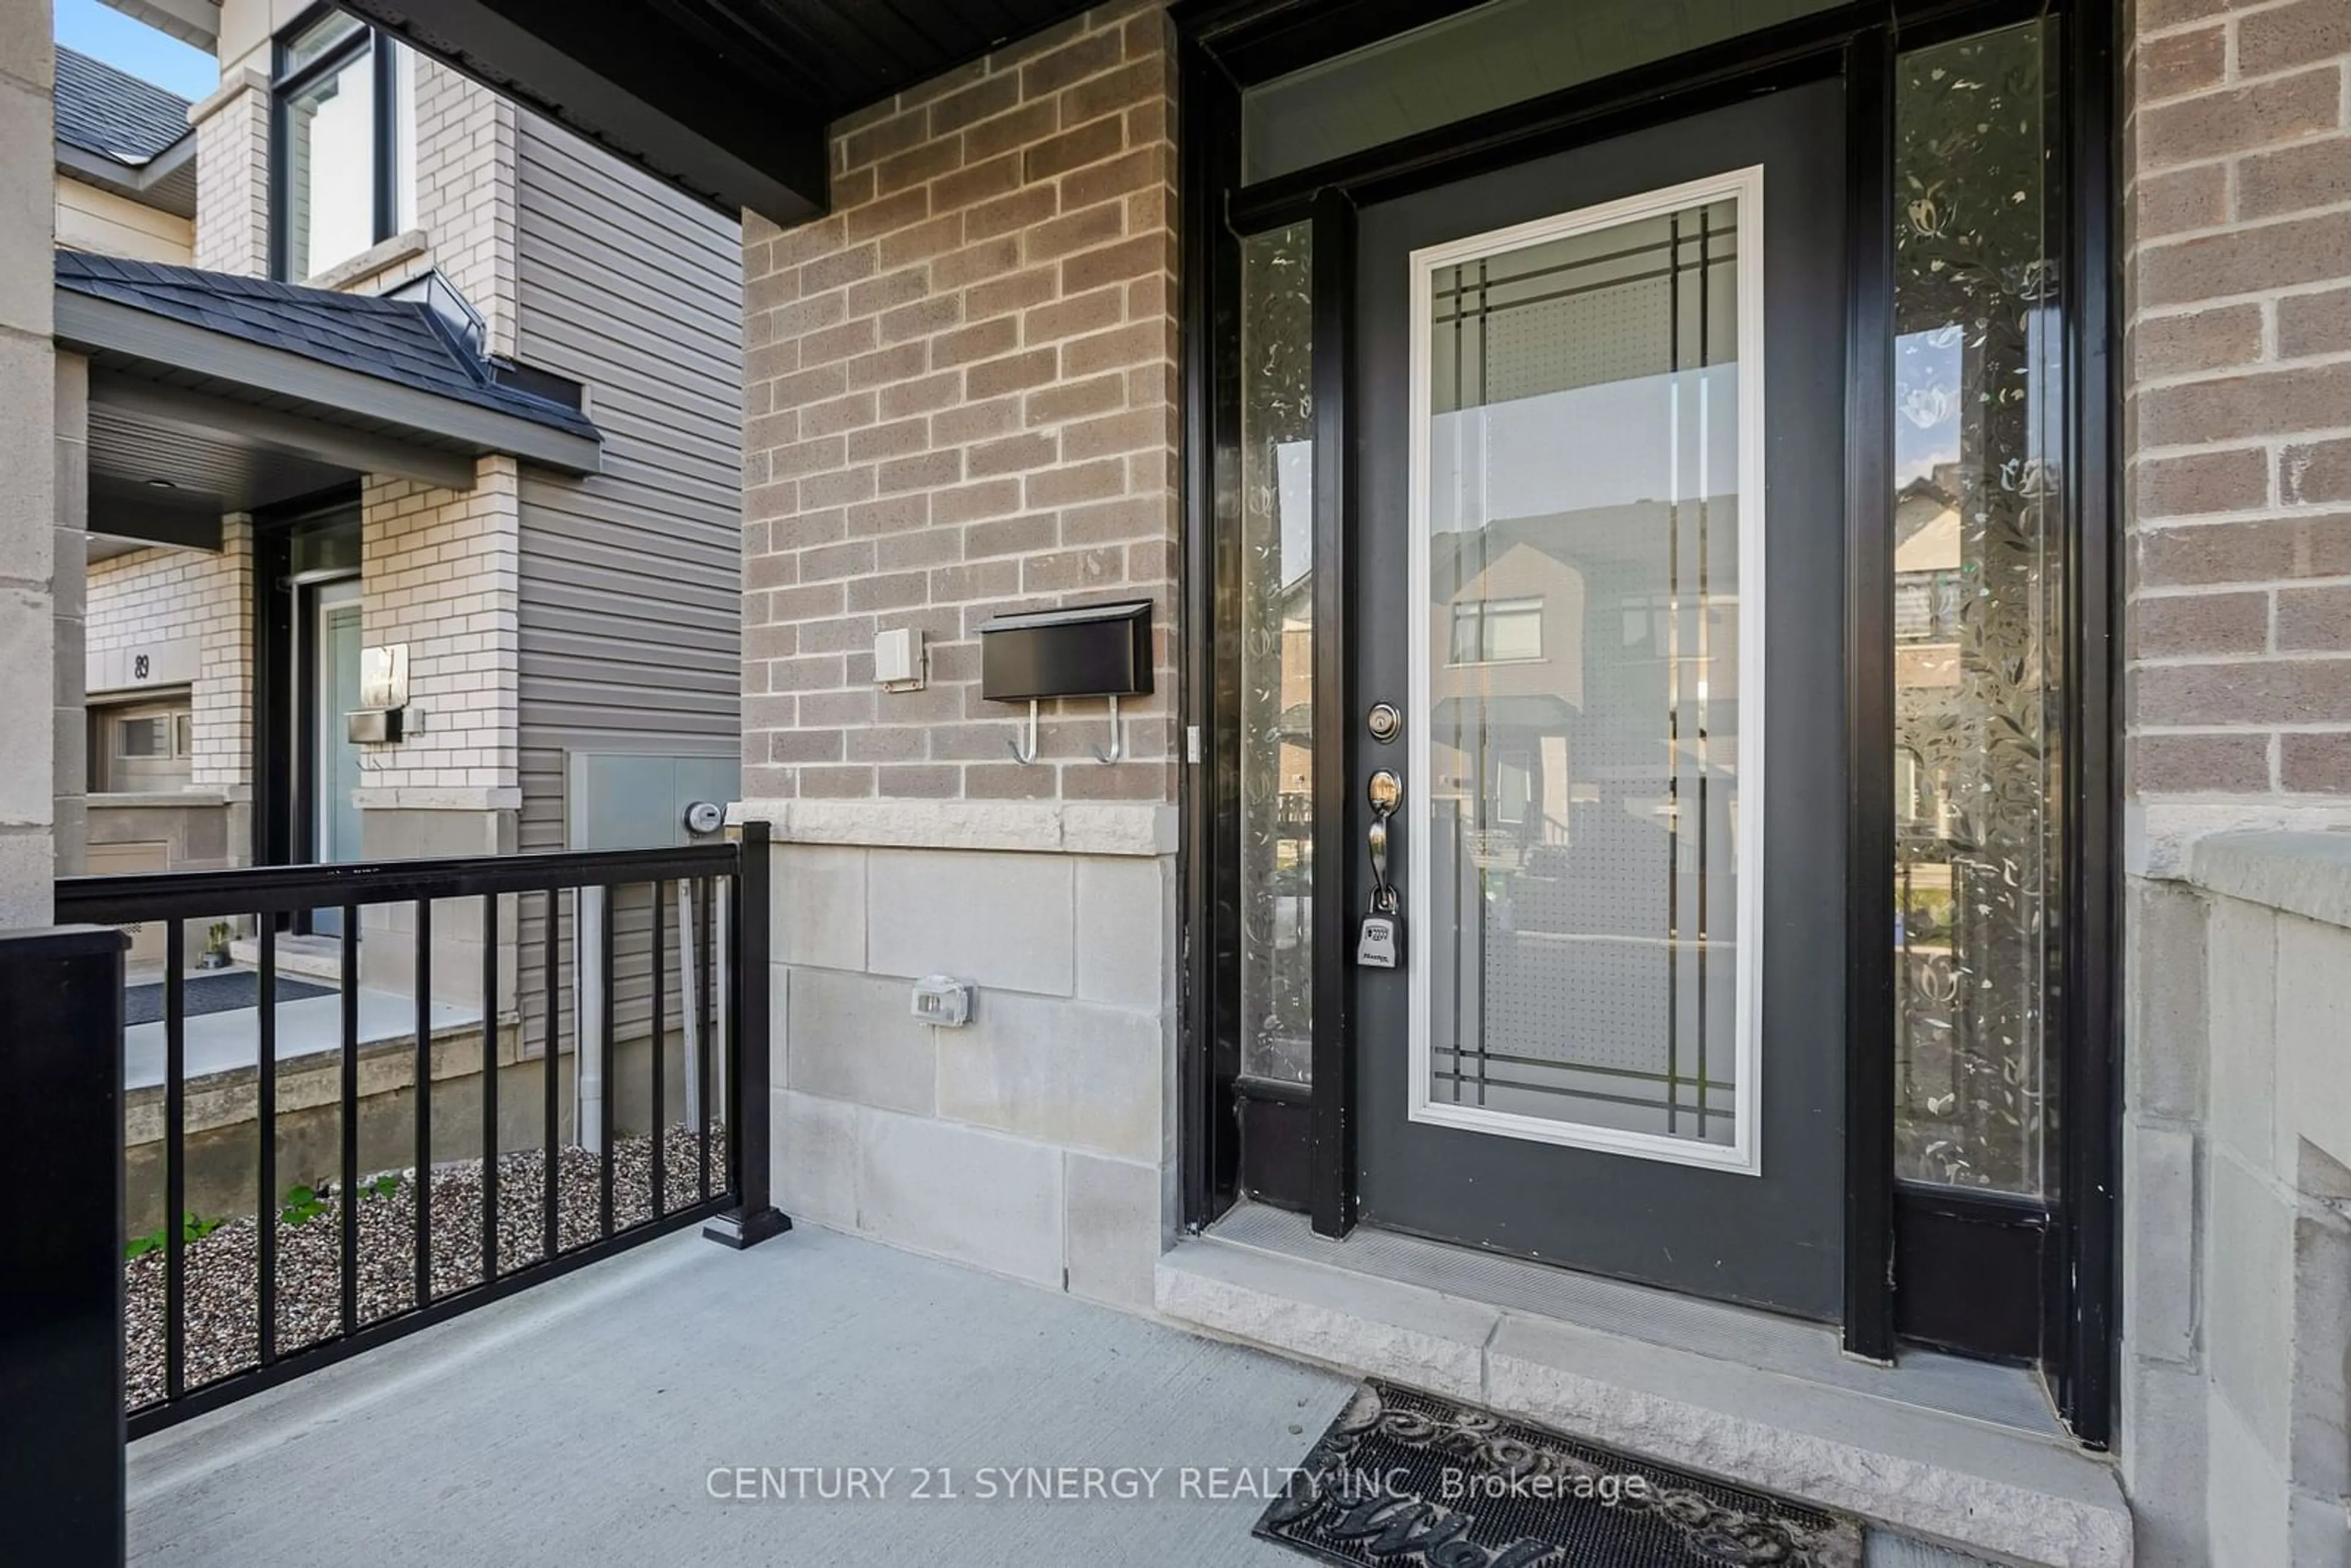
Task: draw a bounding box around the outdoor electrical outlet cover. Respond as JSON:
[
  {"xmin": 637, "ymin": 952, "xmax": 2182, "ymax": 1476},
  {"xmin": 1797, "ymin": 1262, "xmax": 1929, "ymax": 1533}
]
[{"xmin": 910, "ymin": 975, "xmax": 972, "ymax": 1027}]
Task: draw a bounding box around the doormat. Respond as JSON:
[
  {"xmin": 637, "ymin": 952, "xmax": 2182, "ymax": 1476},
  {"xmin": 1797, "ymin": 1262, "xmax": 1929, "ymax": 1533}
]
[
  {"xmin": 126, "ymin": 971, "xmax": 334, "ymax": 1027},
  {"xmin": 1256, "ymin": 1382, "xmax": 1862, "ymax": 1568}
]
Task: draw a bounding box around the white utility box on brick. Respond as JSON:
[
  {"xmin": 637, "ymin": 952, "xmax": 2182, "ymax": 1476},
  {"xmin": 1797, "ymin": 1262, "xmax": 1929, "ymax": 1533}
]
[{"xmin": 874, "ymin": 626, "xmax": 923, "ymax": 689}]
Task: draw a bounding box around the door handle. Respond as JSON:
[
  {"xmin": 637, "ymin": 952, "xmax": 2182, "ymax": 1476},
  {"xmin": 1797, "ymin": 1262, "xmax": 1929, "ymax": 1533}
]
[
  {"xmin": 1367, "ymin": 769, "xmax": 1401, "ymax": 915},
  {"xmin": 1358, "ymin": 770, "xmax": 1404, "ymax": 969}
]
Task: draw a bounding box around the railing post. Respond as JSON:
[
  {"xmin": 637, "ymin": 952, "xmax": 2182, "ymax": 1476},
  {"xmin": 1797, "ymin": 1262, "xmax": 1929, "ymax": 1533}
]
[
  {"xmin": 703, "ymin": 819, "xmax": 788, "ymax": 1250},
  {"xmin": 0, "ymin": 926, "xmax": 129, "ymax": 1568}
]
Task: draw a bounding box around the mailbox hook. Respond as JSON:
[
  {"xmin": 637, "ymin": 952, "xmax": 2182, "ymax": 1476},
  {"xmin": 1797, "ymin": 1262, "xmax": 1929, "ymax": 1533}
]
[
  {"xmin": 1008, "ymin": 699, "xmax": 1041, "ymax": 765},
  {"xmin": 1090, "ymin": 694, "xmax": 1123, "ymax": 766}
]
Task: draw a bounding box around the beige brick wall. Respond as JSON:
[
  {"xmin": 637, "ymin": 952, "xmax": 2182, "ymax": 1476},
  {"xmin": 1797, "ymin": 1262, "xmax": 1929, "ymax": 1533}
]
[
  {"xmin": 358, "ymin": 462, "xmax": 520, "ymax": 802},
  {"xmin": 738, "ymin": 1, "xmax": 1179, "ymax": 807},
  {"xmin": 2126, "ymin": 0, "xmax": 2351, "ymax": 862},
  {"xmin": 190, "ymin": 70, "xmax": 269, "ymax": 277},
  {"xmin": 85, "ymin": 521, "xmax": 255, "ymax": 797}
]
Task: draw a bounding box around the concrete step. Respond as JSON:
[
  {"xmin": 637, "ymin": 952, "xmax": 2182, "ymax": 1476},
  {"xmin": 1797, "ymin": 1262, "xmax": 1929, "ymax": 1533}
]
[
  {"xmin": 229, "ymin": 933, "xmax": 345, "ymax": 981},
  {"xmin": 1157, "ymin": 1228, "xmax": 2131, "ymax": 1568}
]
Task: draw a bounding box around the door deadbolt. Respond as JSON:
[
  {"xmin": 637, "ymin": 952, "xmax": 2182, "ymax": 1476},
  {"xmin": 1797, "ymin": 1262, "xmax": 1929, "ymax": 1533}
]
[{"xmin": 1367, "ymin": 702, "xmax": 1403, "ymax": 744}]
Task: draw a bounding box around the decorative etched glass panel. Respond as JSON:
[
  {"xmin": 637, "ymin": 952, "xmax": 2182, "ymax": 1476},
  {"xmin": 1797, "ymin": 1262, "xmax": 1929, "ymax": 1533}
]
[
  {"xmin": 1409, "ymin": 179, "xmax": 1760, "ymax": 1167},
  {"xmin": 1239, "ymin": 223, "xmax": 1317, "ymax": 1085},
  {"xmin": 1891, "ymin": 23, "xmax": 2060, "ymax": 1196}
]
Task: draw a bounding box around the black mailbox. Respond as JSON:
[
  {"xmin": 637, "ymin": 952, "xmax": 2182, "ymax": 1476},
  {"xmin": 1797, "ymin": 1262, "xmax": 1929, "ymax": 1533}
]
[{"xmin": 980, "ymin": 600, "xmax": 1153, "ymax": 702}]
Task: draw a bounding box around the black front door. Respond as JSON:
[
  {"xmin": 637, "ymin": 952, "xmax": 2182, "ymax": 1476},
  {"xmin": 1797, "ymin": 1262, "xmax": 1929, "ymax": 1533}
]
[{"xmin": 1349, "ymin": 80, "xmax": 1850, "ymax": 1319}]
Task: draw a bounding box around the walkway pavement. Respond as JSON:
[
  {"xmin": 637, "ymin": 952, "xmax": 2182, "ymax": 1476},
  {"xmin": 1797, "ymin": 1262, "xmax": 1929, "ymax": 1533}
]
[
  {"xmin": 124, "ymin": 988, "xmax": 481, "ymax": 1092},
  {"xmin": 128, "ymin": 1223, "xmax": 1992, "ymax": 1566},
  {"xmin": 129, "ymin": 1225, "xmax": 1352, "ymax": 1566}
]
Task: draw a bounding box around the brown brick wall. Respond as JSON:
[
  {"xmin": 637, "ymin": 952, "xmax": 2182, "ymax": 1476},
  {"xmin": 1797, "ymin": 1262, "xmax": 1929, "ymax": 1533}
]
[
  {"xmin": 2126, "ymin": 0, "xmax": 2351, "ymax": 811},
  {"xmin": 737, "ymin": 2, "xmax": 1178, "ymax": 806}
]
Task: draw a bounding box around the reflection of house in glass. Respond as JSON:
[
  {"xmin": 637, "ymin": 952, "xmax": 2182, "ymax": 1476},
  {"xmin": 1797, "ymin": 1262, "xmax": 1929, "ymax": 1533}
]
[
  {"xmin": 1894, "ymin": 464, "xmax": 1964, "ymax": 840},
  {"xmin": 1891, "ymin": 467, "xmax": 1966, "ymax": 1152},
  {"xmin": 1428, "ymin": 497, "xmax": 1742, "ymax": 1145}
]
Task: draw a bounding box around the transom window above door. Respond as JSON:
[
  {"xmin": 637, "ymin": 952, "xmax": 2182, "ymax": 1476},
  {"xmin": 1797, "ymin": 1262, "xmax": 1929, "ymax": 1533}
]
[{"xmin": 273, "ymin": 9, "xmax": 418, "ymax": 282}]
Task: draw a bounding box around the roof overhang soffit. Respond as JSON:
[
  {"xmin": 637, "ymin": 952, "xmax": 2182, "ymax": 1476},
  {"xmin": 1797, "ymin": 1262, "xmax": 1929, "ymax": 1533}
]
[{"xmin": 336, "ymin": 0, "xmax": 830, "ymax": 223}]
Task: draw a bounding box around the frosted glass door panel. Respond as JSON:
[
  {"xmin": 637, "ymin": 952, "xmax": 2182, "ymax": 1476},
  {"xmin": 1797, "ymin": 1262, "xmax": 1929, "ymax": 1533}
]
[{"xmin": 1408, "ymin": 175, "xmax": 1764, "ymax": 1169}]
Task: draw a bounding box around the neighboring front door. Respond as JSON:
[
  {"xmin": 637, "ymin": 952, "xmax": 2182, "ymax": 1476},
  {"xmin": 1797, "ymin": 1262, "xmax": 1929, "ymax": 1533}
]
[
  {"xmin": 307, "ymin": 577, "xmax": 364, "ymax": 934},
  {"xmin": 1351, "ymin": 81, "xmax": 1850, "ymax": 1319}
]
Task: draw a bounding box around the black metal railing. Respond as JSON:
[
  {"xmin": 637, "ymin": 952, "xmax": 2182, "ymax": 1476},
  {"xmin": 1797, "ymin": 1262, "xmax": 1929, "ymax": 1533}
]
[{"xmin": 55, "ymin": 821, "xmax": 784, "ymax": 1437}]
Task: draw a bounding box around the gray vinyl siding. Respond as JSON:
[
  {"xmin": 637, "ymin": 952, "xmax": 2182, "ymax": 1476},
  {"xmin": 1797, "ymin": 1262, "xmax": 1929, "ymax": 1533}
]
[{"xmin": 512, "ymin": 114, "xmax": 743, "ymax": 1050}]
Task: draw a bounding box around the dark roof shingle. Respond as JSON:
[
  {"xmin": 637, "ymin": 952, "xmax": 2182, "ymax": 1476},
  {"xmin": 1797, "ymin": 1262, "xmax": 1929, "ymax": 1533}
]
[
  {"xmin": 54, "ymin": 46, "xmax": 192, "ymax": 167},
  {"xmin": 56, "ymin": 251, "xmax": 601, "ymax": 442}
]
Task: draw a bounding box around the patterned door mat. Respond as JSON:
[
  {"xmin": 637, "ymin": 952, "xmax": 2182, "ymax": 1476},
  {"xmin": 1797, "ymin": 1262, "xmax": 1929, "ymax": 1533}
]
[
  {"xmin": 126, "ymin": 971, "xmax": 333, "ymax": 1026},
  {"xmin": 1256, "ymin": 1382, "xmax": 1863, "ymax": 1568}
]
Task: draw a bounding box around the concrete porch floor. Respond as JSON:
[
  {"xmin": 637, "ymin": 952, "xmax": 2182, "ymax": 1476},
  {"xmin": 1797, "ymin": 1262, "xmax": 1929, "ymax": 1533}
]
[{"xmin": 128, "ymin": 1225, "xmax": 1997, "ymax": 1566}]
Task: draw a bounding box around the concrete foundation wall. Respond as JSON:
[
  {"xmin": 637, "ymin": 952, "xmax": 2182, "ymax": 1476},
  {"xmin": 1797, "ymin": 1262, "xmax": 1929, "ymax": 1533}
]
[
  {"xmin": 357, "ymin": 806, "xmax": 519, "ymax": 1009},
  {"xmin": 762, "ymin": 805, "xmax": 1174, "ymax": 1311},
  {"xmin": 124, "ymin": 1026, "xmax": 702, "ymax": 1234}
]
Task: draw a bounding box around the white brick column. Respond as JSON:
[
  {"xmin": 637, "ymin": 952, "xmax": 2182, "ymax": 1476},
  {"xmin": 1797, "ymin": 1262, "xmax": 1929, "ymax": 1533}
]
[
  {"xmin": 356, "ymin": 459, "xmax": 521, "ymax": 808},
  {"xmin": 190, "ymin": 69, "xmax": 270, "ymax": 279},
  {"xmin": 191, "ymin": 517, "xmax": 254, "ymax": 801},
  {"xmin": 407, "ymin": 56, "xmax": 518, "ymax": 354}
]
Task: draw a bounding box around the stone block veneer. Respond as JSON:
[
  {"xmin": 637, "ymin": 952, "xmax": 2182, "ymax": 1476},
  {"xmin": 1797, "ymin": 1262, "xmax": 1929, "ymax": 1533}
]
[
  {"xmin": 2119, "ymin": 832, "xmax": 2351, "ymax": 1566},
  {"xmin": 761, "ymin": 807, "xmax": 1174, "ymax": 1311}
]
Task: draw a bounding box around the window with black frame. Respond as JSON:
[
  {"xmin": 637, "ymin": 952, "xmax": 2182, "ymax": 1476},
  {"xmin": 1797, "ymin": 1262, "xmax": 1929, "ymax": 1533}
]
[{"xmin": 272, "ymin": 9, "xmax": 417, "ymax": 282}]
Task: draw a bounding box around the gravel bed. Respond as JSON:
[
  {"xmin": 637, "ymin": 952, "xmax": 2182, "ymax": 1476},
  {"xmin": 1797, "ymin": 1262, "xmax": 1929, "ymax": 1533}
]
[{"xmin": 127, "ymin": 1124, "xmax": 728, "ymax": 1411}]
